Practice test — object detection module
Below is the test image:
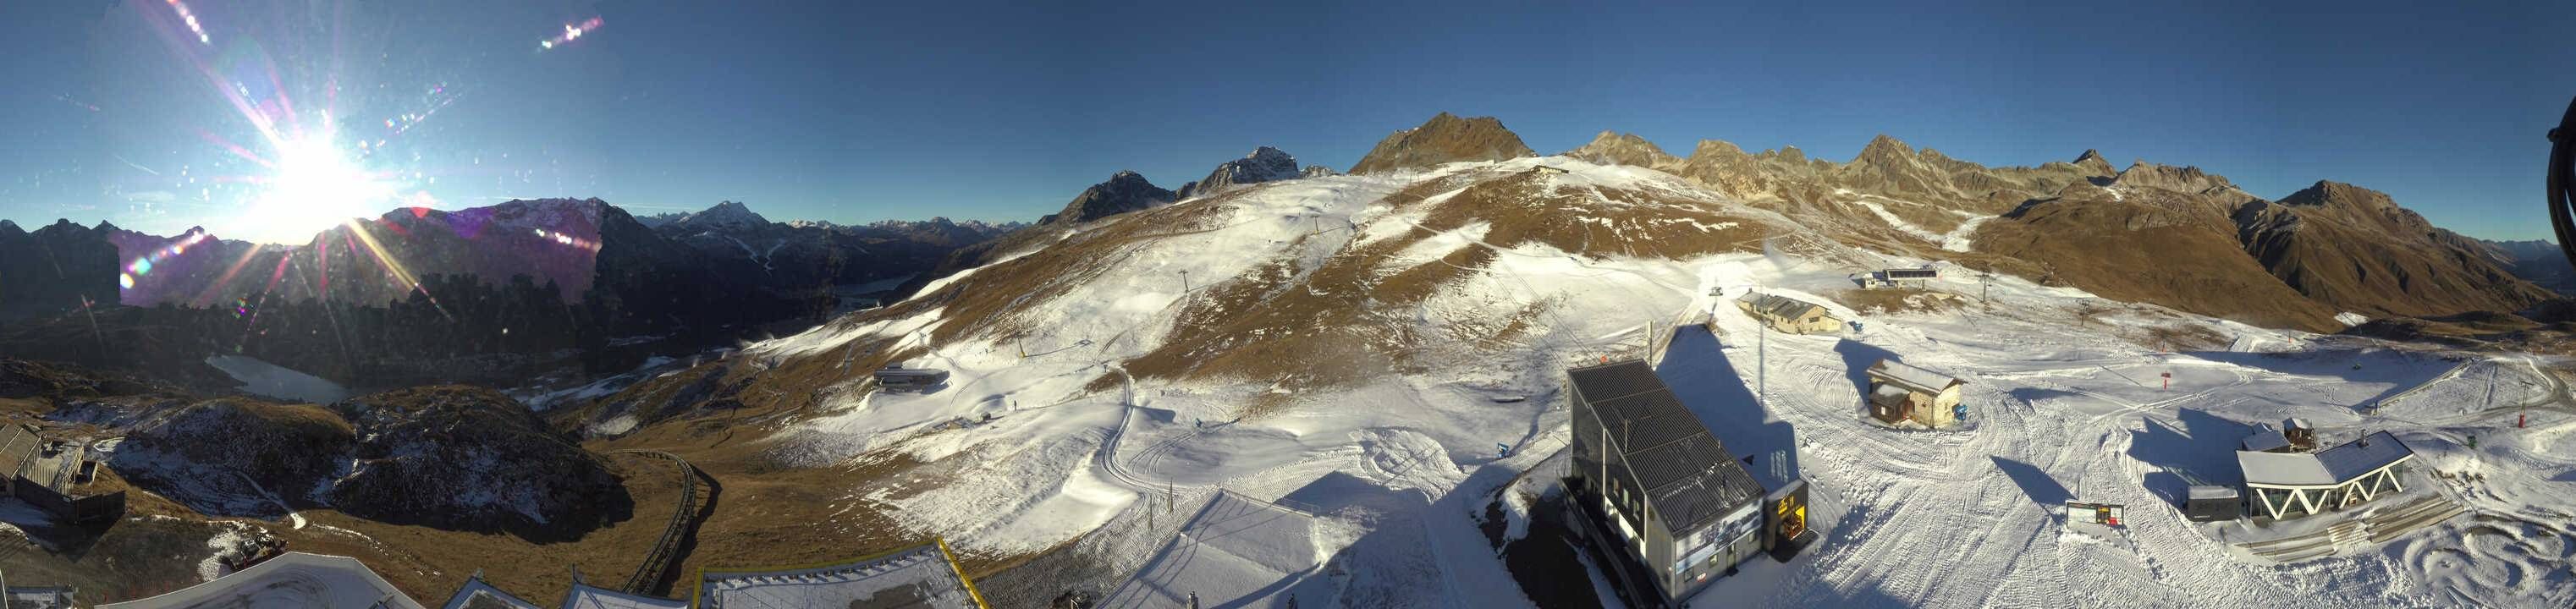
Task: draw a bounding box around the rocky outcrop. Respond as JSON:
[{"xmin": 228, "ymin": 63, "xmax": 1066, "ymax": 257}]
[
  {"xmin": 327, "ymin": 386, "xmax": 627, "ymax": 539},
  {"xmin": 2111, "ymin": 162, "xmax": 2238, "ymax": 195},
  {"xmin": 1040, "ymin": 171, "xmax": 1176, "ymax": 225},
  {"xmin": 1348, "ymin": 112, "xmax": 1536, "ymax": 175},
  {"xmin": 1177, "ymin": 147, "xmax": 1304, "ymax": 199},
  {"xmin": 1302, "ymin": 165, "xmax": 1339, "ymax": 178},
  {"xmin": 109, "ymin": 387, "xmax": 629, "ymax": 540},
  {"xmin": 1564, "ymin": 131, "xmax": 1680, "ymax": 169}
]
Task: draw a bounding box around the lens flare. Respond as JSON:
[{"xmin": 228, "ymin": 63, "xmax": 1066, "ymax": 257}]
[
  {"xmin": 243, "ymin": 131, "xmax": 396, "ymax": 243},
  {"xmin": 164, "ymin": 0, "xmax": 210, "ymax": 45},
  {"xmin": 538, "ymin": 17, "xmax": 604, "ymax": 52}
]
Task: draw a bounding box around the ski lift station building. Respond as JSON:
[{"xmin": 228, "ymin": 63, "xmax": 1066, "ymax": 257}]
[
  {"xmin": 1567, "ymin": 359, "xmax": 1810, "ymax": 606},
  {"xmin": 1735, "ymin": 294, "xmax": 1841, "ymax": 335},
  {"xmin": 2236, "ymin": 431, "xmax": 2415, "ymax": 519},
  {"xmin": 1863, "ymin": 359, "xmax": 1967, "ymax": 428},
  {"xmin": 873, "ymin": 365, "xmax": 951, "ymax": 393}
]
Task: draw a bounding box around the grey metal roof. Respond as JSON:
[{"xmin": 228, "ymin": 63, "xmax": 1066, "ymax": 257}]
[
  {"xmin": 1868, "ymin": 359, "xmax": 1962, "ymax": 395},
  {"xmin": 440, "ymin": 577, "xmax": 544, "ymax": 609},
  {"xmin": 0, "ymin": 425, "xmax": 39, "ymax": 480},
  {"xmin": 1569, "ymin": 360, "xmax": 1766, "ymax": 536},
  {"xmin": 2238, "ymin": 431, "xmax": 2414, "ymax": 487}
]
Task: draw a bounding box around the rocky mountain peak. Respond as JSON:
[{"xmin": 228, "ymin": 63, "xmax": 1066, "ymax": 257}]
[
  {"xmin": 1301, "ymin": 165, "xmax": 1338, "ymax": 178},
  {"xmin": 671, "ymin": 200, "xmax": 768, "ymax": 230},
  {"xmin": 1347, "ymin": 112, "xmax": 1535, "ymax": 175},
  {"xmin": 1690, "ymin": 139, "xmax": 1750, "ymax": 159},
  {"xmin": 1565, "ymin": 131, "xmax": 1677, "ymax": 167},
  {"xmin": 1854, "ymin": 134, "xmax": 1918, "ymax": 164},
  {"xmin": 2072, "ymin": 149, "xmax": 2114, "ymax": 174},
  {"xmin": 2276, "ymin": 180, "xmax": 2396, "ymax": 210},
  {"xmin": 1042, "ymin": 171, "xmax": 1176, "ymax": 225},
  {"xmin": 1178, "ymin": 146, "xmax": 1305, "ymax": 199},
  {"xmin": 1765, "ymin": 145, "xmax": 1809, "ymax": 164}
]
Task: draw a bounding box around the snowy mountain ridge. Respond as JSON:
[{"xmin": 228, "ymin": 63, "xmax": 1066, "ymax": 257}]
[{"xmin": 570, "ymin": 114, "xmax": 2576, "ymax": 608}]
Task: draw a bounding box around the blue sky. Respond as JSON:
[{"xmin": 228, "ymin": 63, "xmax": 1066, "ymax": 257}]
[{"xmin": 1, "ymin": 0, "xmax": 2569, "ymax": 242}]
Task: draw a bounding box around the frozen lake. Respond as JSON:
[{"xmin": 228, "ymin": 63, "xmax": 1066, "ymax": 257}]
[{"xmin": 203, "ymin": 354, "xmax": 350, "ymax": 404}]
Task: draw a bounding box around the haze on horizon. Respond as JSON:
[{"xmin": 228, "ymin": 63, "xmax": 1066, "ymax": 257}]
[{"xmin": 0, "ymin": 0, "xmax": 2569, "ymax": 244}]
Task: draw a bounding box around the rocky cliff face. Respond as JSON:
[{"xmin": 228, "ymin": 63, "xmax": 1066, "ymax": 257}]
[
  {"xmin": 1041, "ymin": 171, "xmax": 1176, "ymax": 225},
  {"xmin": 1177, "ymin": 146, "xmax": 1303, "ymax": 199},
  {"xmin": 1347, "ymin": 112, "xmax": 1536, "ymax": 174}
]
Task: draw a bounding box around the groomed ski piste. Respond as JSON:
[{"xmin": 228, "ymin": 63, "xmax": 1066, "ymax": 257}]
[{"xmin": 735, "ymin": 156, "xmax": 2576, "ymax": 607}]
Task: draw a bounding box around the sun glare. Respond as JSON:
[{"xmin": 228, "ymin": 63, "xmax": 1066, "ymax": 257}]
[{"xmin": 248, "ymin": 132, "xmax": 393, "ymax": 244}]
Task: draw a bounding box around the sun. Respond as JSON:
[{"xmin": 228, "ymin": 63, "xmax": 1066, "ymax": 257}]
[{"xmin": 245, "ymin": 132, "xmax": 394, "ymax": 244}]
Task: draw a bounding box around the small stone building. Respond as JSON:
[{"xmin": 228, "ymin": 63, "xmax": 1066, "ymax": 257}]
[
  {"xmin": 1736, "ymin": 294, "xmax": 1841, "ymax": 335},
  {"xmin": 1864, "ymin": 359, "xmax": 1967, "ymax": 428}
]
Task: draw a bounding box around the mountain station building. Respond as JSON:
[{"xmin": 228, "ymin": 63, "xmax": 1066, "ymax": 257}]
[
  {"xmin": 1566, "ymin": 359, "xmax": 1810, "ymax": 607},
  {"xmin": 2236, "ymin": 431, "xmax": 2415, "ymax": 519}
]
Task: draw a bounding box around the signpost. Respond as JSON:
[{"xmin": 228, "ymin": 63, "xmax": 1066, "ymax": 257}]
[
  {"xmin": 2162, "ymin": 371, "xmax": 2171, "ymax": 390},
  {"xmin": 2067, "ymin": 501, "xmax": 2126, "ymax": 526}
]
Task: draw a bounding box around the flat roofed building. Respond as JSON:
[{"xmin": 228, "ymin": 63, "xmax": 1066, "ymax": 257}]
[
  {"xmin": 1864, "ymin": 359, "xmax": 1967, "ymax": 428},
  {"xmin": 2237, "ymin": 431, "xmax": 2414, "ymax": 519},
  {"xmin": 1567, "ymin": 359, "xmax": 1773, "ymax": 606},
  {"xmin": 438, "ymin": 574, "xmax": 542, "ymax": 609},
  {"xmin": 98, "ymin": 552, "xmax": 421, "ymax": 609},
  {"xmin": 1736, "ymin": 294, "xmax": 1841, "ymax": 335},
  {"xmin": 559, "ymin": 583, "xmax": 685, "ymax": 609},
  {"xmin": 694, "ymin": 540, "xmax": 986, "ymax": 608}
]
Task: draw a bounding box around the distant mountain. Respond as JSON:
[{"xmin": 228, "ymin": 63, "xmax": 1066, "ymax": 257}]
[
  {"xmin": 644, "ymin": 200, "xmax": 1017, "ymax": 301},
  {"xmin": 662, "ymin": 200, "xmax": 768, "ymax": 230},
  {"xmin": 1177, "ymin": 147, "xmax": 1302, "ymax": 200},
  {"xmin": 2479, "ymin": 239, "xmax": 2576, "ymax": 296},
  {"xmin": 0, "ymin": 198, "xmax": 1014, "ymax": 387},
  {"xmin": 0, "ymin": 220, "xmax": 123, "ymax": 321},
  {"xmin": 1039, "ymin": 171, "xmax": 1176, "ymax": 225},
  {"xmin": 1348, "ymin": 112, "xmax": 1535, "ymax": 174}
]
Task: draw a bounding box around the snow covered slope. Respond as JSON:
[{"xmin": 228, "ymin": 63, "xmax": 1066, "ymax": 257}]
[{"xmin": 697, "ymin": 156, "xmax": 2574, "ymax": 608}]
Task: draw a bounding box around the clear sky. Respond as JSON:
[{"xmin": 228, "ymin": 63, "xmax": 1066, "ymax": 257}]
[{"xmin": 2, "ymin": 0, "xmax": 2570, "ymax": 243}]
